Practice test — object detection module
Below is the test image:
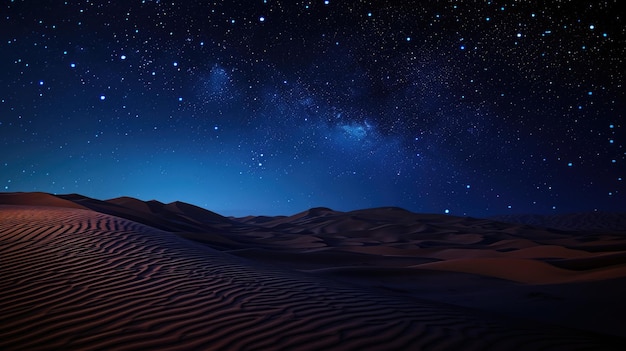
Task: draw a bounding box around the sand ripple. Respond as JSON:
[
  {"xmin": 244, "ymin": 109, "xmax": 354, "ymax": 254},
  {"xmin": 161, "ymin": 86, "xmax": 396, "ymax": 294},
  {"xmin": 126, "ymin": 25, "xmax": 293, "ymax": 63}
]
[{"xmin": 0, "ymin": 206, "xmax": 621, "ymax": 350}]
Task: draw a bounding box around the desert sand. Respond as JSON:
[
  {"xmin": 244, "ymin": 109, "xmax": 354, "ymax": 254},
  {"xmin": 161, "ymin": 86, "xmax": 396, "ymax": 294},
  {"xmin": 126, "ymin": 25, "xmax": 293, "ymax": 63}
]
[{"xmin": 1, "ymin": 192, "xmax": 625, "ymax": 350}]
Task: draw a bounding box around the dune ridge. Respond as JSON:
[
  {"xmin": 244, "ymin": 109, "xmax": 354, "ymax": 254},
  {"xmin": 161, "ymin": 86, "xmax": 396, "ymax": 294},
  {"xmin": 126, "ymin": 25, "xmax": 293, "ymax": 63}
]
[{"xmin": 1, "ymin": 192, "xmax": 625, "ymax": 349}]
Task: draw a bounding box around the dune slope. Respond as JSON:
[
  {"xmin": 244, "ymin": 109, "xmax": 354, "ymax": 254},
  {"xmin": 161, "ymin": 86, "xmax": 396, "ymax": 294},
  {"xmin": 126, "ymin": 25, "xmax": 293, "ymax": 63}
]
[
  {"xmin": 1, "ymin": 193, "xmax": 625, "ymax": 349},
  {"xmin": 0, "ymin": 205, "xmax": 621, "ymax": 350}
]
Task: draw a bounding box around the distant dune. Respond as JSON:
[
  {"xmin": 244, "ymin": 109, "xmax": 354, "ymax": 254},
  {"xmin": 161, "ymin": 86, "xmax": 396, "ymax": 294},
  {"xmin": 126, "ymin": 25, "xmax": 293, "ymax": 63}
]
[
  {"xmin": 1, "ymin": 192, "xmax": 625, "ymax": 350},
  {"xmin": 490, "ymin": 212, "xmax": 626, "ymax": 232}
]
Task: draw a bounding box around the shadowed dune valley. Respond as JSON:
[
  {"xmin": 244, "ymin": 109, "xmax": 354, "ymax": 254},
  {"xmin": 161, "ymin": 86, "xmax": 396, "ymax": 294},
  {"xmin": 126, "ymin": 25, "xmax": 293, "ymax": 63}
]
[{"xmin": 1, "ymin": 192, "xmax": 625, "ymax": 350}]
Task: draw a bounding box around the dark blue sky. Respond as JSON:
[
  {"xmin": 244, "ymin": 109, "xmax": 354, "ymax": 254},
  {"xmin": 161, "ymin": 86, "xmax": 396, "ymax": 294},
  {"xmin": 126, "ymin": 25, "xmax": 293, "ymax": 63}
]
[{"xmin": 1, "ymin": 1, "xmax": 624, "ymax": 216}]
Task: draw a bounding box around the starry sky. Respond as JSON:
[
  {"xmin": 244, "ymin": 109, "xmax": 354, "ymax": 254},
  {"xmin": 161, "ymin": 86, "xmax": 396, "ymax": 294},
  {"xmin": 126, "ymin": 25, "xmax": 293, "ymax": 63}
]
[{"xmin": 1, "ymin": 0, "xmax": 624, "ymax": 217}]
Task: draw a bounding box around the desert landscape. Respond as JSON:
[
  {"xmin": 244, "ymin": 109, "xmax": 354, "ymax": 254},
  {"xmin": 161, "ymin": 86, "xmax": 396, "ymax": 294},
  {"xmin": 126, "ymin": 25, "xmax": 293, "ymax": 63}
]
[{"xmin": 1, "ymin": 192, "xmax": 625, "ymax": 350}]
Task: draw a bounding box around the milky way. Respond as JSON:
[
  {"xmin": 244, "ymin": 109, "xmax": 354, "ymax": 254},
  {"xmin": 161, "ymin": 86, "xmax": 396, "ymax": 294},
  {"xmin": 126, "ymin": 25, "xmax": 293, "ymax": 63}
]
[{"xmin": 1, "ymin": 1, "xmax": 624, "ymax": 216}]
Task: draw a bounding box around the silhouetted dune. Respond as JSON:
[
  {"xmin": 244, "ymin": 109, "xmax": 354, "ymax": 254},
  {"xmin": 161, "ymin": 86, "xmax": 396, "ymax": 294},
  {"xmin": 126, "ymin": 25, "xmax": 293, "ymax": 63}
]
[
  {"xmin": 1, "ymin": 192, "xmax": 625, "ymax": 349},
  {"xmin": 61, "ymin": 193, "xmax": 233, "ymax": 232},
  {"xmin": 107, "ymin": 196, "xmax": 156, "ymax": 213}
]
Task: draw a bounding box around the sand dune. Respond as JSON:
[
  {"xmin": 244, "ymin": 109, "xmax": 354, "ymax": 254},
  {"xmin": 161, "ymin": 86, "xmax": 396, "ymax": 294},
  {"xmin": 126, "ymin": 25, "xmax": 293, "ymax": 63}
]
[
  {"xmin": 491, "ymin": 212, "xmax": 626, "ymax": 232},
  {"xmin": 0, "ymin": 191, "xmax": 87, "ymax": 209},
  {"xmin": 1, "ymin": 192, "xmax": 625, "ymax": 349}
]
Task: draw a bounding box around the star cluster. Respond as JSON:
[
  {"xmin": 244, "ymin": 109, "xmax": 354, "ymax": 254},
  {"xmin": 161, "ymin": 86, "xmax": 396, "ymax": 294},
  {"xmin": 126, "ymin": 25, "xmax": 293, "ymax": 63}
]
[{"xmin": 1, "ymin": 0, "xmax": 624, "ymax": 216}]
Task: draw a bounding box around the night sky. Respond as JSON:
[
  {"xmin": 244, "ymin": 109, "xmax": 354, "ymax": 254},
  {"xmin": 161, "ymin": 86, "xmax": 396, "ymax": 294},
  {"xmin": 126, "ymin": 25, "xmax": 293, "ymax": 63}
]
[{"xmin": 1, "ymin": 1, "xmax": 624, "ymax": 217}]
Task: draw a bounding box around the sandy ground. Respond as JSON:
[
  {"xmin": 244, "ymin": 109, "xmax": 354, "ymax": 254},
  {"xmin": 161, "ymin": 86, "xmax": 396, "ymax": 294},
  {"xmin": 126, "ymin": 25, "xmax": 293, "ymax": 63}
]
[{"xmin": 1, "ymin": 192, "xmax": 625, "ymax": 350}]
